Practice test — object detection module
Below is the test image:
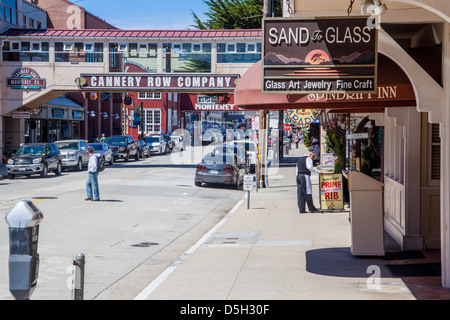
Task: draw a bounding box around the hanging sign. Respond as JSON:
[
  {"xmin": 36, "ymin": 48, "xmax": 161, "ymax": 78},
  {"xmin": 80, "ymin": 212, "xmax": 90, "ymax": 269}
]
[
  {"xmin": 7, "ymin": 68, "xmax": 46, "ymax": 90},
  {"xmin": 80, "ymin": 74, "xmax": 240, "ymax": 92},
  {"xmin": 287, "ymin": 109, "xmax": 321, "ymax": 128},
  {"xmin": 262, "ymin": 17, "xmax": 378, "ymax": 94},
  {"xmin": 319, "ymin": 173, "xmax": 344, "ymax": 210}
]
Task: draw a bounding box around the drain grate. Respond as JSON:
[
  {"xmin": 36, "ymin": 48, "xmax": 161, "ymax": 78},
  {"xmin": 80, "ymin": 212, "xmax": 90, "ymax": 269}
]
[{"xmin": 131, "ymin": 242, "xmax": 159, "ymax": 248}]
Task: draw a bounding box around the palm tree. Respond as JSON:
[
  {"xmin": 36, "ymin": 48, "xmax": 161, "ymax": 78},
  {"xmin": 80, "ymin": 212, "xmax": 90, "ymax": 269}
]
[{"xmin": 191, "ymin": 0, "xmax": 282, "ymax": 30}]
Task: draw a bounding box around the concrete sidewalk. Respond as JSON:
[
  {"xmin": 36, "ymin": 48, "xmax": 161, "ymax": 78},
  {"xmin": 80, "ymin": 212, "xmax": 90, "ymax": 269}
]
[{"xmin": 132, "ymin": 144, "xmax": 421, "ymax": 300}]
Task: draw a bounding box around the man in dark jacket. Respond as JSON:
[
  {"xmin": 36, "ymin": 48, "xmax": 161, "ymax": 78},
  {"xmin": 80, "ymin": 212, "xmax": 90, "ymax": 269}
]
[{"xmin": 296, "ymin": 152, "xmax": 320, "ymax": 213}]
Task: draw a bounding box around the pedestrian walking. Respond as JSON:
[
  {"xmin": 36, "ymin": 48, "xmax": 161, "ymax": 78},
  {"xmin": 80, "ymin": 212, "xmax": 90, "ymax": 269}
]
[
  {"xmin": 296, "ymin": 151, "xmax": 320, "ymax": 213},
  {"xmin": 85, "ymin": 146, "xmax": 100, "ymax": 201},
  {"xmin": 100, "ymin": 133, "xmax": 106, "ymax": 142}
]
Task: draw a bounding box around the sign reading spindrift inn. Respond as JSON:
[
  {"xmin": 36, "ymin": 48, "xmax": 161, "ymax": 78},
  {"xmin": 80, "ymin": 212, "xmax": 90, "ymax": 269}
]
[
  {"xmin": 80, "ymin": 74, "xmax": 240, "ymax": 92},
  {"xmin": 7, "ymin": 68, "xmax": 46, "ymax": 90},
  {"xmin": 262, "ymin": 17, "xmax": 378, "ymax": 94}
]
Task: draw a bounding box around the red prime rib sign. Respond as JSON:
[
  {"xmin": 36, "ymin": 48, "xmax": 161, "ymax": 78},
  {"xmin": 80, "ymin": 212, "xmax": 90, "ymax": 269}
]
[{"xmin": 7, "ymin": 68, "xmax": 46, "ymax": 90}]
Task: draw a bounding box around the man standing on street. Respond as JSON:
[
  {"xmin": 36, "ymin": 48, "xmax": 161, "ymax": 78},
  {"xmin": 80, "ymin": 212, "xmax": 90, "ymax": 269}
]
[
  {"xmin": 296, "ymin": 151, "xmax": 319, "ymax": 213},
  {"xmin": 86, "ymin": 146, "xmax": 100, "ymax": 201}
]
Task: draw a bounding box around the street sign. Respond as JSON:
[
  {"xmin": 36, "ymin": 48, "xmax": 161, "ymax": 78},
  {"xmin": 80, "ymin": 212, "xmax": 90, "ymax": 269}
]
[
  {"xmin": 346, "ymin": 132, "xmax": 369, "ymax": 140},
  {"xmin": 283, "ymin": 124, "xmax": 291, "ymax": 131},
  {"xmin": 243, "ymin": 175, "xmax": 254, "ymax": 191}
]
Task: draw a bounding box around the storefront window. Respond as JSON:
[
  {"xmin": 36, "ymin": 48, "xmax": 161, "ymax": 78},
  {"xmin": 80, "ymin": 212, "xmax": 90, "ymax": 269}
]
[
  {"xmin": 1, "ymin": 0, "xmax": 18, "ymax": 25},
  {"xmin": 144, "ymin": 109, "xmax": 161, "ymax": 134},
  {"xmin": 55, "ymin": 42, "xmax": 103, "ymax": 63},
  {"xmin": 163, "ymin": 42, "xmax": 211, "ymax": 73},
  {"xmin": 217, "ymin": 42, "xmax": 261, "ymax": 63},
  {"xmin": 2, "ymin": 41, "xmax": 50, "ymax": 62}
]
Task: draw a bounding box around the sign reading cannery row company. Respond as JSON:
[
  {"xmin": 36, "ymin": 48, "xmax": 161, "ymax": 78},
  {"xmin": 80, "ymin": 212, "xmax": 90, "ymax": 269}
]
[
  {"xmin": 262, "ymin": 17, "xmax": 378, "ymax": 94},
  {"xmin": 7, "ymin": 68, "xmax": 46, "ymax": 90},
  {"xmin": 80, "ymin": 74, "xmax": 240, "ymax": 91}
]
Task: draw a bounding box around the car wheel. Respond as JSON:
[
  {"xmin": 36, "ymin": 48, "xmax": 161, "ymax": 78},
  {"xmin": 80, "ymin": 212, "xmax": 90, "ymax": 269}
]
[
  {"xmin": 7, "ymin": 173, "xmax": 15, "ymax": 180},
  {"xmin": 40, "ymin": 164, "xmax": 48, "ymax": 178},
  {"xmin": 55, "ymin": 162, "xmax": 62, "ymax": 176},
  {"xmin": 125, "ymin": 152, "xmax": 130, "ymax": 162},
  {"xmin": 195, "ymin": 181, "xmax": 202, "ymax": 187},
  {"xmin": 135, "ymin": 152, "xmax": 139, "ymax": 161},
  {"xmin": 77, "ymin": 159, "xmax": 83, "ymax": 171}
]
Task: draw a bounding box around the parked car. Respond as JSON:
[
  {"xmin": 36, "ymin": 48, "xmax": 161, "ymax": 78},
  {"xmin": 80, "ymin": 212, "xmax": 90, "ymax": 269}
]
[
  {"xmin": 229, "ymin": 140, "xmax": 258, "ymax": 173},
  {"xmin": 135, "ymin": 140, "xmax": 150, "ymax": 158},
  {"xmin": 194, "ymin": 144, "xmax": 247, "ymax": 189},
  {"xmin": 6, "ymin": 143, "xmax": 62, "ymax": 179},
  {"xmin": 170, "ymin": 135, "xmax": 184, "ymax": 152},
  {"xmin": 144, "ymin": 135, "xmax": 167, "ymax": 155},
  {"xmin": 88, "ymin": 142, "xmax": 114, "ymax": 165},
  {"xmin": 202, "ymin": 129, "xmax": 222, "ymax": 145},
  {"xmin": 161, "ymin": 134, "xmax": 174, "ymax": 152},
  {"xmin": 55, "ymin": 139, "xmax": 90, "ymax": 171},
  {"xmin": 106, "ymin": 135, "xmax": 139, "ymax": 161}
]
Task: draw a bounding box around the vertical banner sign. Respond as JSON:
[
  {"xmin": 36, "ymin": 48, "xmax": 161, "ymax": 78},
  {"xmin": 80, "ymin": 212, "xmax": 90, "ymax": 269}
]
[
  {"xmin": 320, "ymin": 174, "xmax": 344, "ymax": 210},
  {"xmin": 262, "ymin": 17, "xmax": 378, "ymax": 94}
]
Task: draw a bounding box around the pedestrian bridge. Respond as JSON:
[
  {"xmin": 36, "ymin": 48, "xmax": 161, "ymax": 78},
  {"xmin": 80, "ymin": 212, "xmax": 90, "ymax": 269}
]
[{"xmin": 0, "ymin": 28, "xmax": 262, "ymax": 115}]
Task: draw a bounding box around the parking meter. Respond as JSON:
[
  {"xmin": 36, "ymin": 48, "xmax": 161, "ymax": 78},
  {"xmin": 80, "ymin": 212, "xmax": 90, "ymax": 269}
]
[{"xmin": 5, "ymin": 200, "xmax": 43, "ymax": 300}]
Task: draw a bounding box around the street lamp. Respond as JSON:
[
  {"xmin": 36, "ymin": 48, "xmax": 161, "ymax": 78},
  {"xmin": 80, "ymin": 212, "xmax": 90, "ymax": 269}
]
[{"xmin": 361, "ymin": 0, "xmax": 387, "ymax": 15}]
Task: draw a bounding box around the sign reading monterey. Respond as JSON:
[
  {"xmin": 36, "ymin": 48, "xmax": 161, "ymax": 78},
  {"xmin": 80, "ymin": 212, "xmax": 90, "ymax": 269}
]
[
  {"xmin": 80, "ymin": 74, "xmax": 240, "ymax": 92},
  {"xmin": 7, "ymin": 68, "xmax": 46, "ymax": 90},
  {"xmin": 263, "ymin": 17, "xmax": 378, "ymax": 94}
]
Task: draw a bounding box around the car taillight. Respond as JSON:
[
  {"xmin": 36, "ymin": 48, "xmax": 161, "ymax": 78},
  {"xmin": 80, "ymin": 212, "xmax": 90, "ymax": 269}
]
[
  {"xmin": 197, "ymin": 165, "xmax": 207, "ymax": 171},
  {"xmin": 222, "ymin": 166, "xmax": 234, "ymax": 172}
]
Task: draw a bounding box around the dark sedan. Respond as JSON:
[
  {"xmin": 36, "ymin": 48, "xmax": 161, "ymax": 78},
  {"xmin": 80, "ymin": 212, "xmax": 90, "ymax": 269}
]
[{"xmin": 6, "ymin": 143, "xmax": 62, "ymax": 179}]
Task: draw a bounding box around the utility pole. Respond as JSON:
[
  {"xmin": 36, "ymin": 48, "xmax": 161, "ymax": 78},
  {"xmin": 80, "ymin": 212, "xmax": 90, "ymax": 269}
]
[{"xmin": 257, "ymin": 0, "xmax": 272, "ymax": 188}]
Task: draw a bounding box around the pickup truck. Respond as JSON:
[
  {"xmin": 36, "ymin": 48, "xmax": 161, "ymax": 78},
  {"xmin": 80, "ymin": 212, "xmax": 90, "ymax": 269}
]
[{"xmin": 105, "ymin": 135, "xmax": 139, "ymax": 161}]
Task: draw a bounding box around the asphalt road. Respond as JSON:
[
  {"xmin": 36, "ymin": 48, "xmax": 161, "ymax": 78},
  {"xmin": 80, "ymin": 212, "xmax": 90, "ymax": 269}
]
[{"xmin": 0, "ymin": 146, "xmax": 244, "ymax": 300}]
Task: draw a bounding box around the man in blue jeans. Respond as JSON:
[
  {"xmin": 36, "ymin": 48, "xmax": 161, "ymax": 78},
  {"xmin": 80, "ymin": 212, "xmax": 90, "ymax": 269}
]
[{"xmin": 85, "ymin": 146, "xmax": 100, "ymax": 201}]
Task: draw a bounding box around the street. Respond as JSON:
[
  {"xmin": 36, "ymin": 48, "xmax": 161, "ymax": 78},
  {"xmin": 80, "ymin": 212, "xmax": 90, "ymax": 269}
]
[{"xmin": 0, "ymin": 146, "xmax": 244, "ymax": 300}]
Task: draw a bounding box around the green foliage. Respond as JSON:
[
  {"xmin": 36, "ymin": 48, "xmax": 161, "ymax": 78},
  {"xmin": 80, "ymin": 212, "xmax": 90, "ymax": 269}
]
[
  {"xmin": 191, "ymin": 0, "xmax": 283, "ymax": 30},
  {"xmin": 301, "ymin": 129, "xmax": 311, "ymax": 149},
  {"xmin": 325, "ymin": 128, "xmax": 345, "ymax": 174}
]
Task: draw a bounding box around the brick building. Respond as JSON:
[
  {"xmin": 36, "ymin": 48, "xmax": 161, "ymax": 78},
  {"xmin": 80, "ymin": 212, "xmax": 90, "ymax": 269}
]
[{"xmin": 25, "ymin": 0, "xmax": 116, "ymax": 29}]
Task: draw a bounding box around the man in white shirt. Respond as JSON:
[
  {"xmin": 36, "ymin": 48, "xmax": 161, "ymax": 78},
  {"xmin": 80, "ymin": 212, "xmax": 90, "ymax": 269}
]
[
  {"xmin": 85, "ymin": 146, "xmax": 100, "ymax": 201},
  {"xmin": 296, "ymin": 152, "xmax": 319, "ymax": 213}
]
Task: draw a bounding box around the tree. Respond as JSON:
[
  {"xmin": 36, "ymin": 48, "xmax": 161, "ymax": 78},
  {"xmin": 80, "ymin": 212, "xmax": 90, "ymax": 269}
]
[{"xmin": 191, "ymin": 0, "xmax": 282, "ymax": 30}]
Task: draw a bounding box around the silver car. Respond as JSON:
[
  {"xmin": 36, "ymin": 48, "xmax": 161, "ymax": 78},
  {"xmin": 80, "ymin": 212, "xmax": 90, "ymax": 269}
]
[
  {"xmin": 54, "ymin": 139, "xmax": 90, "ymax": 171},
  {"xmin": 194, "ymin": 144, "xmax": 247, "ymax": 189},
  {"xmin": 88, "ymin": 143, "xmax": 114, "ymax": 165}
]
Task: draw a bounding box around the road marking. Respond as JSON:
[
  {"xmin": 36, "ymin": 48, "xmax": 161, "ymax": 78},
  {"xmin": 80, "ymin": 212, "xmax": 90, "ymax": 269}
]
[
  {"xmin": 32, "ymin": 199, "xmax": 45, "ymax": 204},
  {"xmin": 125, "ymin": 175, "xmax": 135, "ymax": 179},
  {"xmin": 133, "ymin": 199, "xmax": 244, "ymax": 300}
]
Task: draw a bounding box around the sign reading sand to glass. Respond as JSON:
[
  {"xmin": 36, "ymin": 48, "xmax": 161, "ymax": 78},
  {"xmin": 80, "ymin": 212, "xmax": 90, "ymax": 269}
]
[{"xmin": 262, "ymin": 17, "xmax": 378, "ymax": 94}]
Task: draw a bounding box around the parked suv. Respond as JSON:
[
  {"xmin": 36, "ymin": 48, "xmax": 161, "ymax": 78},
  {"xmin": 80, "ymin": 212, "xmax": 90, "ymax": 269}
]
[
  {"xmin": 144, "ymin": 135, "xmax": 167, "ymax": 155},
  {"xmin": 55, "ymin": 139, "xmax": 90, "ymax": 171},
  {"xmin": 6, "ymin": 143, "xmax": 62, "ymax": 179}
]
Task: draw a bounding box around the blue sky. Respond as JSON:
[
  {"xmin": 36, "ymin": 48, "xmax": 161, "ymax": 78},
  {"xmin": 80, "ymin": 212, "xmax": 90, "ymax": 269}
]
[{"xmin": 77, "ymin": 0, "xmax": 209, "ymax": 30}]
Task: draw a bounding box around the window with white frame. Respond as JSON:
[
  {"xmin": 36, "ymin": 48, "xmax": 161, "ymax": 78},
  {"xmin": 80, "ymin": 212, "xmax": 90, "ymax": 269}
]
[
  {"xmin": 144, "ymin": 109, "xmax": 161, "ymax": 134},
  {"xmin": 198, "ymin": 95, "xmax": 218, "ymax": 104},
  {"xmin": 138, "ymin": 92, "xmax": 161, "ymax": 100}
]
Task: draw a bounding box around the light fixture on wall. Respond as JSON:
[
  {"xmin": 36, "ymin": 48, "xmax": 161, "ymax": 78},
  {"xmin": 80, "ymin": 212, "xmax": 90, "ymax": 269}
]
[
  {"xmin": 112, "ymin": 113, "xmax": 120, "ymax": 119},
  {"xmin": 361, "ymin": 0, "xmax": 387, "ymax": 15},
  {"xmin": 99, "ymin": 112, "xmax": 108, "ymax": 119},
  {"xmin": 86, "ymin": 110, "xmax": 96, "ymax": 117}
]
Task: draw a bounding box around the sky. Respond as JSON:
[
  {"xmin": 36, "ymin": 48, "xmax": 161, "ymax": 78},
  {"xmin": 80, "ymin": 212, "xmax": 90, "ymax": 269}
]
[{"xmin": 75, "ymin": 0, "xmax": 209, "ymax": 30}]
